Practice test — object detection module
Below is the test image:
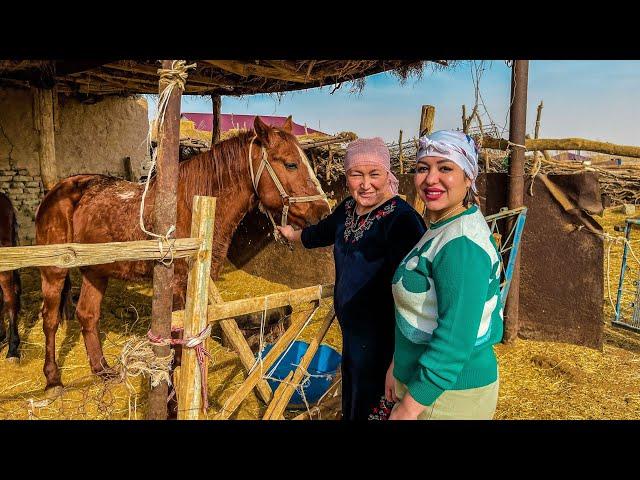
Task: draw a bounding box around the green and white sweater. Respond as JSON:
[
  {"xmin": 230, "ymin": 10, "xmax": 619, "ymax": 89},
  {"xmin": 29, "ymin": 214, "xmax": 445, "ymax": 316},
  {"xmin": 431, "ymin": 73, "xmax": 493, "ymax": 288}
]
[{"xmin": 392, "ymin": 205, "xmax": 503, "ymax": 406}]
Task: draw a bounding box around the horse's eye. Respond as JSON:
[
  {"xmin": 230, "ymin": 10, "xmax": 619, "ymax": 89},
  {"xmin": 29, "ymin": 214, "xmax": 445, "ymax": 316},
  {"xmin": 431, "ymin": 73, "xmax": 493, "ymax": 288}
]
[{"xmin": 285, "ymin": 162, "xmax": 298, "ymax": 171}]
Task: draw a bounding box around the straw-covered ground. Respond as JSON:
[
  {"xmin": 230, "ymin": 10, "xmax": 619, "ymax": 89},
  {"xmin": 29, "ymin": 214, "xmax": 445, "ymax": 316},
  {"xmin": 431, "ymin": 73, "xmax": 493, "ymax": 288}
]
[{"xmin": 0, "ymin": 211, "xmax": 638, "ymax": 420}]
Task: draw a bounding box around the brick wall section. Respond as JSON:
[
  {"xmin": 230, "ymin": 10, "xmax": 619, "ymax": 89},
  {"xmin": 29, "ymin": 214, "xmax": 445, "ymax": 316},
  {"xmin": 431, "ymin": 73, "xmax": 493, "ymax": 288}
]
[{"xmin": 0, "ymin": 168, "xmax": 45, "ymax": 244}]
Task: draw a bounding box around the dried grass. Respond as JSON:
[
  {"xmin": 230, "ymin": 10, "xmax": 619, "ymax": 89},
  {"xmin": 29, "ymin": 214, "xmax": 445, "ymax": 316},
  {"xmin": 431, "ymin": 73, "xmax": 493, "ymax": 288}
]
[{"xmin": 1, "ymin": 211, "xmax": 638, "ymax": 420}]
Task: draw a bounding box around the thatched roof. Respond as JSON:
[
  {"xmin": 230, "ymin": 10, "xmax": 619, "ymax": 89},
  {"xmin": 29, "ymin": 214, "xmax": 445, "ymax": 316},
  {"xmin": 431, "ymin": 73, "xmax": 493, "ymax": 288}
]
[{"xmin": 0, "ymin": 60, "xmax": 449, "ymax": 97}]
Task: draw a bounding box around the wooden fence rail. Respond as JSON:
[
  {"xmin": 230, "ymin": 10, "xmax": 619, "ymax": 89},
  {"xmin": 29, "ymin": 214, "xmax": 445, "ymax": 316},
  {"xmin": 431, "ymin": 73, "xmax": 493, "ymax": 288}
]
[
  {"xmin": 0, "ymin": 238, "xmax": 201, "ymax": 272},
  {"xmin": 170, "ymin": 282, "xmax": 334, "ymax": 329},
  {"xmin": 481, "ymin": 136, "xmax": 640, "ymax": 158}
]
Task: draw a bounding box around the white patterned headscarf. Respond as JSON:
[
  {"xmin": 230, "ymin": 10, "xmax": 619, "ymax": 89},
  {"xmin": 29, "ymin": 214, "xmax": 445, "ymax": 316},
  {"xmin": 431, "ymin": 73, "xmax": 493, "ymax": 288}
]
[{"xmin": 416, "ymin": 130, "xmax": 479, "ymax": 194}]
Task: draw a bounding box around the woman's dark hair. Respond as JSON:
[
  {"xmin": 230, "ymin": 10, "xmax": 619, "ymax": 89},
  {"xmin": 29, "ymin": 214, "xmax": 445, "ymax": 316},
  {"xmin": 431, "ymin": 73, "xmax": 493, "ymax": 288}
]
[{"xmin": 463, "ymin": 187, "xmax": 478, "ymax": 207}]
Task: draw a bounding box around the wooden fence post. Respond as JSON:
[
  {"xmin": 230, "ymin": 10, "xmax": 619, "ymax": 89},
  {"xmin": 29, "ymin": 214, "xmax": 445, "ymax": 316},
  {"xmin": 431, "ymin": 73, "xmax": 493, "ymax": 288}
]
[
  {"xmin": 177, "ymin": 195, "xmax": 216, "ymax": 420},
  {"xmin": 414, "ymin": 105, "xmax": 436, "ymax": 216}
]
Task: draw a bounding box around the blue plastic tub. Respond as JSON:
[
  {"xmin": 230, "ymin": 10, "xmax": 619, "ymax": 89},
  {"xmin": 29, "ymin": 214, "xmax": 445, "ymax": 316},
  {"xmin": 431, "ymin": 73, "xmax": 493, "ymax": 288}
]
[{"xmin": 259, "ymin": 340, "xmax": 341, "ymax": 408}]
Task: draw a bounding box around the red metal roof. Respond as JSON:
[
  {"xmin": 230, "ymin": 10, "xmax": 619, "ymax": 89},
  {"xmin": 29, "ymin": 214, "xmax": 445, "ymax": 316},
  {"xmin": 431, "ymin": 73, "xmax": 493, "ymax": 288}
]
[{"xmin": 181, "ymin": 113, "xmax": 326, "ymax": 136}]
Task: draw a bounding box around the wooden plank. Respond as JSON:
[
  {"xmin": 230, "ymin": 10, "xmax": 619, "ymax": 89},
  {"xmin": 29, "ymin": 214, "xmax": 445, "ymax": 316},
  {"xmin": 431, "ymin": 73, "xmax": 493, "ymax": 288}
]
[
  {"xmin": 202, "ymin": 60, "xmax": 312, "ymax": 83},
  {"xmin": 419, "ymin": 104, "xmax": 436, "ymax": 138},
  {"xmin": 178, "ymin": 196, "xmax": 216, "ymax": 420},
  {"xmin": 481, "ymin": 136, "xmax": 640, "ymax": 159},
  {"xmin": 262, "ymin": 371, "xmax": 294, "ymax": 421},
  {"xmin": 503, "ymin": 60, "xmax": 529, "ymax": 344},
  {"xmin": 219, "ymin": 318, "xmax": 274, "ymax": 404},
  {"xmin": 263, "ymin": 308, "xmax": 335, "ymax": 420},
  {"xmin": 211, "ymin": 94, "xmax": 221, "ymax": 144},
  {"xmin": 212, "ymin": 302, "xmax": 316, "ymax": 420},
  {"xmin": 0, "ymin": 238, "xmax": 200, "ymax": 272},
  {"xmin": 206, "ymin": 284, "xmax": 333, "ymax": 322},
  {"xmin": 291, "ymin": 395, "xmax": 342, "ymax": 420},
  {"xmin": 414, "ymin": 105, "xmax": 436, "ymax": 216},
  {"xmin": 148, "ymin": 59, "xmax": 184, "ymax": 420},
  {"xmin": 34, "ymin": 88, "xmax": 58, "ymax": 191}
]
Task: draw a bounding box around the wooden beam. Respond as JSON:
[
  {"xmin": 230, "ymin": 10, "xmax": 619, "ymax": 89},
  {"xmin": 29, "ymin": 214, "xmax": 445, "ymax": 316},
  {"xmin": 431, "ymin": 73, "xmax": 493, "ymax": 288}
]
[
  {"xmin": 414, "ymin": 105, "xmax": 436, "ymax": 216},
  {"xmin": 0, "ymin": 238, "xmax": 200, "ymax": 273},
  {"xmin": 212, "ymin": 302, "xmax": 317, "ymax": 420},
  {"xmin": 262, "ymin": 307, "xmax": 335, "ymax": 420},
  {"xmin": 219, "ymin": 318, "xmax": 274, "ymax": 404},
  {"xmin": 481, "ymin": 136, "xmax": 640, "ymax": 159},
  {"xmin": 102, "ymin": 63, "xmax": 236, "ymax": 90},
  {"xmin": 419, "ymin": 104, "xmax": 436, "ymax": 138},
  {"xmin": 33, "ymin": 88, "xmax": 58, "ymax": 192},
  {"xmin": 206, "ymin": 284, "xmax": 333, "ymax": 322},
  {"xmin": 503, "ymin": 60, "xmax": 529, "ymax": 344},
  {"xmin": 291, "ymin": 395, "xmax": 342, "ymax": 420},
  {"xmin": 177, "ymin": 196, "xmax": 216, "ymax": 420},
  {"xmin": 202, "ymin": 60, "xmax": 314, "ymax": 84},
  {"xmin": 148, "ymin": 60, "xmax": 184, "ymax": 420},
  {"xmin": 211, "ymin": 94, "xmax": 221, "ymax": 144}
]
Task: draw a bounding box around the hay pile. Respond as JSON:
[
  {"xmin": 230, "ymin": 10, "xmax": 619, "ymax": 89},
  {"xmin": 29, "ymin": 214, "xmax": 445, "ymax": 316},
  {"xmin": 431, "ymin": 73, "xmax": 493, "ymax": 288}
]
[{"xmin": 1, "ymin": 211, "xmax": 639, "ymax": 420}]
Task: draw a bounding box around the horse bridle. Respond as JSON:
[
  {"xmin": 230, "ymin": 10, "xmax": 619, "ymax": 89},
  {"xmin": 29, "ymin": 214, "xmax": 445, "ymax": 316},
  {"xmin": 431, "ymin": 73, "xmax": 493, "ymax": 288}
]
[{"xmin": 248, "ymin": 136, "xmax": 328, "ymax": 241}]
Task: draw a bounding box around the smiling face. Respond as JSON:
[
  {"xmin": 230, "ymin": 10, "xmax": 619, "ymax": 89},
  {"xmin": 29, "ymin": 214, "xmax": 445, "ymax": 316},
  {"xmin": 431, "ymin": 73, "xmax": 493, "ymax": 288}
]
[
  {"xmin": 346, "ymin": 165, "xmax": 392, "ymax": 211},
  {"xmin": 414, "ymin": 156, "xmax": 471, "ymax": 217}
]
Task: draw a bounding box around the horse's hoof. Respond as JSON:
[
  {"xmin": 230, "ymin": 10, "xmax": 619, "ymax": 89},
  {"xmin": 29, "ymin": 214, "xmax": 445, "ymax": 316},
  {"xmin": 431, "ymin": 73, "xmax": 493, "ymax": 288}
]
[
  {"xmin": 44, "ymin": 385, "xmax": 64, "ymax": 400},
  {"xmin": 5, "ymin": 356, "xmax": 19, "ymax": 364}
]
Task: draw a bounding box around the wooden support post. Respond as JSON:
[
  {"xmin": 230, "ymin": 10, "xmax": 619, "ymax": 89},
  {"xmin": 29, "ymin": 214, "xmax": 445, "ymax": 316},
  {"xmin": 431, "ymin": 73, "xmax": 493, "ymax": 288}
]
[
  {"xmin": 177, "ymin": 196, "xmax": 216, "ymax": 420},
  {"xmin": 263, "ymin": 308, "xmax": 335, "ymax": 420},
  {"xmin": 414, "ymin": 105, "xmax": 436, "ymax": 216},
  {"xmin": 219, "ymin": 318, "xmax": 274, "ymax": 404},
  {"xmin": 325, "ymin": 144, "xmax": 333, "ymax": 181},
  {"xmin": 33, "ymin": 88, "xmax": 58, "ymax": 192},
  {"xmin": 263, "ymin": 371, "xmax": 294, "ymax": 420},
  {"xmin": 398, "ymin": 130, "xmax": 404, "ymax": 174},
  {"xmin": 148, "ymin": 60, "xmax": 185, "ymax": 419},
  {"xmin": 211, "ymin": 94, "xmax": 221, "ymax": 145},
  {"xmin": 213, "ymin": 302, "xmax": 316, "ymax": 420},
  {"xmin": 462, "ymin": 104, "xmax": 468, "ymax": 133},
  {"xmin": 503, "ymin": 60, "xmax": 529, "ymax": 344},
  {"xmin": 419, "ymin": 105, "xmax": 436, "ymax": 138}
]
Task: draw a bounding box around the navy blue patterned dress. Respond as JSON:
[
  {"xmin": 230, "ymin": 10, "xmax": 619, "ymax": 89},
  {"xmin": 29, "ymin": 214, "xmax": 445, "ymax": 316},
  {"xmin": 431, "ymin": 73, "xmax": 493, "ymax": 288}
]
[{"xmin": 301, "ymin": 195, "xmax": 426, "ymax": 420}]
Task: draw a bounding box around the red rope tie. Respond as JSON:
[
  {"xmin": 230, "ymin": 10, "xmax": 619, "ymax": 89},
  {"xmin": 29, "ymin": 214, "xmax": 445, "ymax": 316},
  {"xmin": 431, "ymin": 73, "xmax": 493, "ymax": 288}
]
[{"xmin": 147, "ymin": 325, "xmax": 212, "ymax": 412}]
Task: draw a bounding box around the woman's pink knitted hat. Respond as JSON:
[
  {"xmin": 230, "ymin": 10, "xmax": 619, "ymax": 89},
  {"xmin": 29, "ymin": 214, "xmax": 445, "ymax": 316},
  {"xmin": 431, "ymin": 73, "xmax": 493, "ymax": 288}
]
[{"xmin": 344, "ymin": 137, "xmax": 399, "ymax": 194}]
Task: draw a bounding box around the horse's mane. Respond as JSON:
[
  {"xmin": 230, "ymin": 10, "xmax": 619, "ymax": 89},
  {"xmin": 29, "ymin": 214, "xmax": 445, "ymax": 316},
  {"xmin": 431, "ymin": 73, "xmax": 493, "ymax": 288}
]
[{"xmin": 177, "ymin": 130, "xmax": 256, "ymax": 197}]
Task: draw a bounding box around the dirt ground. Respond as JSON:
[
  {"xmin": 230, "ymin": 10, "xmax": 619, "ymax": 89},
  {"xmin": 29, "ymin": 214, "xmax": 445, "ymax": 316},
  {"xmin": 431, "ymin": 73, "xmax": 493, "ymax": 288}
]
[{"xmin": 0, "ymin": 211, "xmax": 638, "ymax": 420}]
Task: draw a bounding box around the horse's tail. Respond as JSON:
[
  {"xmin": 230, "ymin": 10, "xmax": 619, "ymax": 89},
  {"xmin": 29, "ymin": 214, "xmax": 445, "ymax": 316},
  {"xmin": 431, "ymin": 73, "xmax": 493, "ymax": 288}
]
[{"xmin": 58, "ymin": 273, "xmax": 73, "ymax": 322}]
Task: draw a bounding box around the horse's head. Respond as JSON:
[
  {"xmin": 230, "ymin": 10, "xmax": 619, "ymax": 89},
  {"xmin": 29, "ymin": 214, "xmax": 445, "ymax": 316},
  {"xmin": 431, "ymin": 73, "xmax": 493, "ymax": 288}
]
[{"xmin": 250, "ymin": 116, "xmax": 331, "ymax": 228}]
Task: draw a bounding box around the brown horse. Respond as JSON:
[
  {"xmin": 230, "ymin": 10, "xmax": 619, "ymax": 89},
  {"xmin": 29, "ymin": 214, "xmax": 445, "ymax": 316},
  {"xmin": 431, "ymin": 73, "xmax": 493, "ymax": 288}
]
[
  {"xmin": 35, "ymin": 116, "xmax": 330, "ymax": 392},
  {"xmin": 0, "ymin": 192, "xmax": 21, "ymax": 361}
]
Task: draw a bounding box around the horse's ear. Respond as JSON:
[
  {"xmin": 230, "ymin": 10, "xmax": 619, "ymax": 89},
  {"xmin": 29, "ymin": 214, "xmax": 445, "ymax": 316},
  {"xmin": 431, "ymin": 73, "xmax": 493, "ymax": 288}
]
[
  {"xmin": 254, "ymin": 116, "xmax": 271, "ymax": 146},
  {"xmin": 282, "ymin": 115, "xmax": 293, "ymax": 133}
]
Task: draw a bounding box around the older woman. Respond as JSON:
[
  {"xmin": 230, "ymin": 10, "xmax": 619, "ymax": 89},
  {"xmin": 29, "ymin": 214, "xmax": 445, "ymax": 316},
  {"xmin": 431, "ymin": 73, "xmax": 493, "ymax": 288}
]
[
  {"xmin": 278, "ymin": 137, "xmax": 425, "ymax": 420},
  {"xmin": 387, "ymin": 130, "xmax": 502, "ymax": 420}
]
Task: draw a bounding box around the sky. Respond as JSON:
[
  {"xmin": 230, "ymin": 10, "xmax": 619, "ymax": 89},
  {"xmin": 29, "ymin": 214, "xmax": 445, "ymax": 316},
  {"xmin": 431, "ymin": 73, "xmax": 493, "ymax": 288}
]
[{"xmin": 145, "ymin": 61, "xmax": 640, "ymax": 146}]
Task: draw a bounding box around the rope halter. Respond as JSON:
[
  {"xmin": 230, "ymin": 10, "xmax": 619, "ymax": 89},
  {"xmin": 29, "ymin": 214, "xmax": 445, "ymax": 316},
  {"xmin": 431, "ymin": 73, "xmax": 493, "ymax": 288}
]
[{"xmin": 248, "ymin": 135, "xmax": 328, "ymax": 243}]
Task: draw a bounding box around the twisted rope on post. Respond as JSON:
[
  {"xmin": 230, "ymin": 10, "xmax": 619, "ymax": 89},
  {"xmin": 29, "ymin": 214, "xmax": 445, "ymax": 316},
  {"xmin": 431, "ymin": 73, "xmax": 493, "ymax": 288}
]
[
  {"xmin": 139, "ymin": 60, "xmax": 197, "ymax": 266},
  {"xmin": 147, "ymin": 324, "xmax": 213, "ymax": 410}
]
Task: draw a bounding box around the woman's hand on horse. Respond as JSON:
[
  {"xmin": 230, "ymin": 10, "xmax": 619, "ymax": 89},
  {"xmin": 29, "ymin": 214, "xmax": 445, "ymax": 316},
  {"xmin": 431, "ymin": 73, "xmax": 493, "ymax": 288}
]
[{"xmin": 276, "ymin": 225, "xmax": 302, "ymax": 243}]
